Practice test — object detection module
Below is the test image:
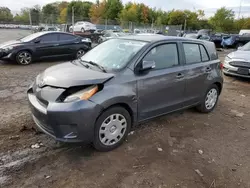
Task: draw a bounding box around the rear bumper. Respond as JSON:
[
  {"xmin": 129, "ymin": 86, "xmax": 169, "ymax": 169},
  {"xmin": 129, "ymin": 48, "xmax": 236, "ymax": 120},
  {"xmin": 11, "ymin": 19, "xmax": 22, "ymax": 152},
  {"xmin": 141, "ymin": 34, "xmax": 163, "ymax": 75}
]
[{"xmin": 27, "ymin": 89, "xmax": 103, "ymax": 143}]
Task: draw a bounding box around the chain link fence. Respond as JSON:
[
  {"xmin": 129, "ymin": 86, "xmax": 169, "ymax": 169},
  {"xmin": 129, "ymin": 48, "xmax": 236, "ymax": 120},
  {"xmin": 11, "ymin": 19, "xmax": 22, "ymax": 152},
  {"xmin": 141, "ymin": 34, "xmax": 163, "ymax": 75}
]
[{"xmin": 0, "ymin": 11, "xmax": 182, "ymax": 36}]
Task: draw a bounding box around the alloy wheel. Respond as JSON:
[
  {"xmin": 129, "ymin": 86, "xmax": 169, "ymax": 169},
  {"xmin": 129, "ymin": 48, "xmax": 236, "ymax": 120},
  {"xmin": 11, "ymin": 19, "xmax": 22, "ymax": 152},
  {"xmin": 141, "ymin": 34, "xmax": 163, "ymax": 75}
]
[
  {"xmin": 76, "ymin": 50, "xmax": 85, "ymax": 58},
  {"xmin": 18, "ymin": 52, "xmax": 32, "ymax": 65}
]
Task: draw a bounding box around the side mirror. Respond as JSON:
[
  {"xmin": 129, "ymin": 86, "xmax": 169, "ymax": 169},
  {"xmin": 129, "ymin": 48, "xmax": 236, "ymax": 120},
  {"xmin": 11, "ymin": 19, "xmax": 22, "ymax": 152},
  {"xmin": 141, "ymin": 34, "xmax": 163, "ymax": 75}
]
[
  {"xmin": 141, "ymin": 60, "xmax": 155, "ymax": 71},
  {"xmin": 34, "ymin": 38, "xmax": 41, "ymax": 43},
  {"xmin": 237, "ymin": 46, "xmax": 242, "ymax": 50}
]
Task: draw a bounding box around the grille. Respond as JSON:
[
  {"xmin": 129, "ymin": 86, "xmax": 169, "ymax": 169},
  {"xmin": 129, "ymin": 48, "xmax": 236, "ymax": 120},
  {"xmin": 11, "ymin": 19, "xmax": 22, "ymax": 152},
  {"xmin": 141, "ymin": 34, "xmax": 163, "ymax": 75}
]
[{"xmin": 229, "ymin": 61, "xmax": 250, "ymax": 68}]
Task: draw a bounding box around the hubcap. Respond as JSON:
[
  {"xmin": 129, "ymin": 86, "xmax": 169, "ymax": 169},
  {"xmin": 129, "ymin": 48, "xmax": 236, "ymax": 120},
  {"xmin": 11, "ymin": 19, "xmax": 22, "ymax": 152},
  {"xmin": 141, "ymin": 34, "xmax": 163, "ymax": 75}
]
[
  {"xmin": 76, "ymin": 50, "xmax": 84, "ymax": 58},
  {"xmin": 18, "ymin": 52, "xmax": 31, "ymax": 64},
  {"xmin": 99, "ymin": 114, "xmax": 127, "ymax": 146},
  {"xmin": 205, "ymin": 88, "xmax": 218, "ymax": 110}
]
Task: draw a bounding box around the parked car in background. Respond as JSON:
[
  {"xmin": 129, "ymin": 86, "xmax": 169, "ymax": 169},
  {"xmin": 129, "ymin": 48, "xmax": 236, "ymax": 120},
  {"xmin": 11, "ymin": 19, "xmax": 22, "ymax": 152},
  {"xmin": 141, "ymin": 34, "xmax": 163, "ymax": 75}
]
[
  {"xmin": 183, "ymin": 33, "xmax": 210, "ymax": 41},
  {"xmin": 69, "ymin": 21, "xmax": 96, "ymax": 33},
  {"xmin": 223, "ymin": 42, "xmax": 250, "ymax": 78},
  {"xmin": 98, "ymin": 31, "xmax": 127, "ymax": 43},
  {"xmin": 0, "ymin": 31, "xmax": 92, "ymax": 65},
  {"xmin": 28, "ymin": 35, "xmax": 223, "ymax": 151}
]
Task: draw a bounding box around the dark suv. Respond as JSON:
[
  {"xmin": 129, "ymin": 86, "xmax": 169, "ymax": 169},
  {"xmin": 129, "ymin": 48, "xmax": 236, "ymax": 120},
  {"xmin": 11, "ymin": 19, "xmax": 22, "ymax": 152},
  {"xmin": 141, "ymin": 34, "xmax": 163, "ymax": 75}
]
[{"xmin": 28, "ymin": 35, "xmax": 223, "ymax": 151}]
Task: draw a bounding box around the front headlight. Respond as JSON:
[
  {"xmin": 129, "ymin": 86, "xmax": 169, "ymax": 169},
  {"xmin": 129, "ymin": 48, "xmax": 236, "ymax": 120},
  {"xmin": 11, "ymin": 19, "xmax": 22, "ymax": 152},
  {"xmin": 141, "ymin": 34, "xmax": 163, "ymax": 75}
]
[
  {"xmin": 3, "ymin": 46, "xmax": 14, "ymax": 51},
  {"xmin": 81, "ymin": 38, "xmax": 92, "ymax": 43},
  {"xmin": 64, "ymin": 85, "xmax": 98, "ymax": 103}
]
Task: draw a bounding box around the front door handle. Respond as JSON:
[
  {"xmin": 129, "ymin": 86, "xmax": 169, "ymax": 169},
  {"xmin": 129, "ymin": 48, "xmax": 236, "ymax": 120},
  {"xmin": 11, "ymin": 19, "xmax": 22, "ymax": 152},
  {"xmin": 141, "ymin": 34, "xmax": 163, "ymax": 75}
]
[{"xmin": 176, "ymin": 73, "xmax": 184, "ymax": 79}]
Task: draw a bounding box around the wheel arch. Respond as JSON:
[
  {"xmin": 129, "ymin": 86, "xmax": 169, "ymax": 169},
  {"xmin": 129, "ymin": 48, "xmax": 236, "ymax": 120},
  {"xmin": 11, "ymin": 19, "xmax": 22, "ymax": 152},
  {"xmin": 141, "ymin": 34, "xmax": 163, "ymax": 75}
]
[{"xmin": 213, "ymin": 82, "xmax": 222, "ymax": 95}]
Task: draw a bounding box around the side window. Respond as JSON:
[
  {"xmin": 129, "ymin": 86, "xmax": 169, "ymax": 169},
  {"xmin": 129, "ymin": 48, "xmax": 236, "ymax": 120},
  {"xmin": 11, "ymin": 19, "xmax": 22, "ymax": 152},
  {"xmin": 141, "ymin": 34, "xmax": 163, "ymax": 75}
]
[
  {"xmin": 59, "ymin": 34, "xmax": 76, "ymax": 41},
  {"xmin": 40, "ymin": 34, "xmax": 58, "ymax": 43},
  {"xmin": 199, "ymin": 45, "xmax": 209, "ymax": 62},
  {"xmin": 183, "ymin": 43, "xmax": 201, "ymax": 64},
  {"xmin": 143, "ymin": 43, "xmax": 179, "ymax": 69}
]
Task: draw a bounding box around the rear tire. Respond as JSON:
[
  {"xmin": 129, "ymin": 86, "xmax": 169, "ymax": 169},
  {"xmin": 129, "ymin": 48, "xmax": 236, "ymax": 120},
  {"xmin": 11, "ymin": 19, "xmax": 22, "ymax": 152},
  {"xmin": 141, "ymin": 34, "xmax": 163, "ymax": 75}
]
[
  {"xmin": 196, "ymin": 84, "xmax": 219, "ymax": 113},
  {"xmin": 16, "ymin": 51, "xmax": 32, "ymax": 65},
  {"xmin": 93, "ymin": 106, "xmax": 131, "ymax": 152}
]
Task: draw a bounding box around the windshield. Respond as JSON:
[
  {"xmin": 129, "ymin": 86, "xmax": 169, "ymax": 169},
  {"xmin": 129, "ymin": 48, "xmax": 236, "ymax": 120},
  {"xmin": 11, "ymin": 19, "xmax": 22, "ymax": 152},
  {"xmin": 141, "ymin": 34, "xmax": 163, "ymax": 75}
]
[
  {"xmin": 80, "ymin": 39, "xmax": 147, "ymax": 70},
  {"xmin": 241, "ymin": 42, "xmax": 250, "ymax": 51},
  {"xmin": 20, "ymin": 32, "xmax": 44, "ymax": 42}
]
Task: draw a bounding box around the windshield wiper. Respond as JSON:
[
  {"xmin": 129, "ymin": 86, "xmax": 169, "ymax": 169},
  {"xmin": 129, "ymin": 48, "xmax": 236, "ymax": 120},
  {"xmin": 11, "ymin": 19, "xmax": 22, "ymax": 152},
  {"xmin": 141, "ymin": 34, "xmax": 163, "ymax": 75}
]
[
  {"xmin": 73, "ymin": 59, "xmax": 90, "ymax": 69},
  {"xmin": 79, "ymin": 59, "xmax": 106, "ymax": 73}
]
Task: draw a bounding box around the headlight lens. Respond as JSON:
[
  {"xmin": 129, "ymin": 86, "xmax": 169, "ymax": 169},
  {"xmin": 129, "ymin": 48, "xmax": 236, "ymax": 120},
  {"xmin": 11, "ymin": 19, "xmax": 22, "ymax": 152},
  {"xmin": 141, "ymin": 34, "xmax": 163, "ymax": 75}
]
[
  {"xmin": 3, "ymin": 46, "xmax": 14, "ymax": 51},
  {"xmin": 64, "ymin": 85, "xmax": 98, "ymax": 102},
  {"xmin": 225, "ymin": 56, "xmax": 231, "ymax": 62},
  {"xmin": 82, "ymin": 38, "xmax": 91, "ymax": 42}
]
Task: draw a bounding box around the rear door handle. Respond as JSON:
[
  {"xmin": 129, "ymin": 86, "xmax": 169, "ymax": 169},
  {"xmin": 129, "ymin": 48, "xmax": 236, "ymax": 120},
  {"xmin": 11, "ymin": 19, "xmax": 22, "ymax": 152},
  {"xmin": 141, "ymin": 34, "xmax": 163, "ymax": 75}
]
[{"xmin": 176, "ymin": 73, "xmax": 184, "ymax": 79}]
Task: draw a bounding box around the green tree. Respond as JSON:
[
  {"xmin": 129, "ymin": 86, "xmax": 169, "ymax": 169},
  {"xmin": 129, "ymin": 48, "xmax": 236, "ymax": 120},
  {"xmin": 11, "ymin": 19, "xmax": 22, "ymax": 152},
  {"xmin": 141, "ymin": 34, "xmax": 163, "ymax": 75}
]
[
  {"xmin": 0, "ymin": 7, "xmax": 13, "ymax": 22},
  {"xmin": 168, "ymin": 10, "xmax": 185, "ymax": 26},
  {"xmin": 30, "ymin": 5, "xmax": 41, "ymax": 25},
  {"xmin": 67, "ymin": 1, "xmax": 93, "ymax": 21},
  {"xmin": 89, "ymin": 0, "xmax": 107, "ymax": 23},
  {"xmin": 234, "ymin": 18, "xmax": 250, "ymax": 30},
  {"xmin": 184, "ymin": 10, "xmax": 199, "ymax": 30},
  {"xmin": 209, "ymin": 7, "xmax": 235, "ymax": 32},
  {"xmin": 119, "ymin": 3, "xmax": 137, "ymax": 22},
  {"xmin": 105, "ymin": 0, "xmax": 123, "ymax": 20},
  {"xmin": 13, "ymin": 8, "xmax": 29, "ymax": 24},
  {"xmin": 42, "ymin": 3, "xmax": 59, "ymax": 24}
]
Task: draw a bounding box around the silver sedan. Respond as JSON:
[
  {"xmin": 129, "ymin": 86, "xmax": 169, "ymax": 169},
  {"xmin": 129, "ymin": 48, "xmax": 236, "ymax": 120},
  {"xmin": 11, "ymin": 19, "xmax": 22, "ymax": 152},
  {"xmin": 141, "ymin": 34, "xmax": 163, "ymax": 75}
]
[{"xmin": 223, "ymin": 43, "xmax": 250, "ymax": 78}]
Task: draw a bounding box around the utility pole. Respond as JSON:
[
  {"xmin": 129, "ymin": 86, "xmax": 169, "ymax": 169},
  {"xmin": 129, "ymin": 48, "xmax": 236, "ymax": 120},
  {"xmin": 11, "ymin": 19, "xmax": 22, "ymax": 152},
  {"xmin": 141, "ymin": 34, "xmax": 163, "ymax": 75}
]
[
  {"xmin": 29, "ymin": 9, "xmax": 32, "ymax": 30},
  {"xmin": 72, "ymin": 6, "xmax": 74, "ymax": 34},
  {"xmin": 238, "ymin": 0, "xmax": 243, "ymax": 19},
  {"xmin": 184, "ymin": 18, "xmax": 187, "ymax": 33}
]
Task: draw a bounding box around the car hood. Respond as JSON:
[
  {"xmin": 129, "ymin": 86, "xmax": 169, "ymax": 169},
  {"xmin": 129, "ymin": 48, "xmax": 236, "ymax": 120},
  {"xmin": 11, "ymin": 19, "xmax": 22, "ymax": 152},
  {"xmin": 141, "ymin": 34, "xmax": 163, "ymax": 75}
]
[
  {"xmin": 228, "ymin": 50, "xmax": 250, "ymax": 61},
  {"xmin": 0, "ymin": 40, "xmax": 21, "ymax": 48},
  {"xmin": 39, "ymin": 62, "xmax": 114, "ymax": 88}
]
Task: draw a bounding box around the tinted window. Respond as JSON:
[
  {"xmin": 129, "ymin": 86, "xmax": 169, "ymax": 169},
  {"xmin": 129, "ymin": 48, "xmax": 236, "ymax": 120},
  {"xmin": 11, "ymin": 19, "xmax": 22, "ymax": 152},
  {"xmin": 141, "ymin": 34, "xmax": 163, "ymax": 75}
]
[
  {"xmin": 143, "ymin": 43, "xmax": 179, "ymax": 69},
  {"xmin": 40, "ymin": 34, "xmax": 58, "ymax": 43},
  {"xmin": 59, "ymin": 34, "xmax": 76, "ymax": 41},
  {"xmin": 199, "ymin": 45, "xmax": 209, "ymax": 61},
  {"xmin": 183, "ymin": 43, "xmax": 201, "ymax": 64}
]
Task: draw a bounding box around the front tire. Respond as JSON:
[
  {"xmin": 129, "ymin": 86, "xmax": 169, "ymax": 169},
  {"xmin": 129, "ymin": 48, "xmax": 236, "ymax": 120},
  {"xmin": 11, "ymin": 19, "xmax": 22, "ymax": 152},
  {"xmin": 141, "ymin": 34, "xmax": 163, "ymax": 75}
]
[
  {"xmin": 76, "ymin": 49, "xmax": 85, "ymax": 59},
  {"xmin": 16, "ymin": 51, "xmax": 32, "ymax": 65},
  {"xmin": 196, "ymin": 84, "xmax": 219, "ymax": 113},
  {"xmin": 93, "ymin": 106, "xmax": 131, "ymax": 152}
]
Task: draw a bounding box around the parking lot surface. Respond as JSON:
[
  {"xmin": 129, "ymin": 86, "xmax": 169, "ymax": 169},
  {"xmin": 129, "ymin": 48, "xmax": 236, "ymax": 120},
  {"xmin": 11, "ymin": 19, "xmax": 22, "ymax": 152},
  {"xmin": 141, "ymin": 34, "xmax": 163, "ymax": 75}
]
[{"xmin": 0, "ymin": 30, "xmax": 250, "ymax": 188}]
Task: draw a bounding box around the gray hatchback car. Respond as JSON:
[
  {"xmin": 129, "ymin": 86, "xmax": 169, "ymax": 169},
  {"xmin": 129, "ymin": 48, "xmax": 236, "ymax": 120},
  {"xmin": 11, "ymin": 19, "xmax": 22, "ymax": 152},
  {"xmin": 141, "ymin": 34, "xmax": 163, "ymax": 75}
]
[{"xmin": 28, "ymin": 35, "xmax": 223, "ymax": 151}]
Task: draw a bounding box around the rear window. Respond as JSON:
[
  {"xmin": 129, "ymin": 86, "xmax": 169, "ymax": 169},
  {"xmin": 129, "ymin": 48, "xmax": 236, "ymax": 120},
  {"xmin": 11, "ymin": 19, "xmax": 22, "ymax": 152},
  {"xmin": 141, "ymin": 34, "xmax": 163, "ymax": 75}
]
[
  {"xmin": 183, "ymin": 43, "xmax": 210, "ymax": 64},
  {"xmin": 199, "ymin": 45, "xmax": 209, "ymax": 61},
  {"xmin": 59, "ymin": 34, "xmax": 76, "ymax": 41}
]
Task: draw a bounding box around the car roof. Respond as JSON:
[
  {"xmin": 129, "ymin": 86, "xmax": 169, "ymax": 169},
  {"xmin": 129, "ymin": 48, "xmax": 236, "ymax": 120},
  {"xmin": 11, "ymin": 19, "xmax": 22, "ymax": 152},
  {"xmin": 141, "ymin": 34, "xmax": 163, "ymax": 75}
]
[
  {"xmin": 35, "ymin": 31, "xmax": 74, "ymax": 35},
  {"xmin": 119, "ymin": 34, "xmax": 207, "ymax": 43}
]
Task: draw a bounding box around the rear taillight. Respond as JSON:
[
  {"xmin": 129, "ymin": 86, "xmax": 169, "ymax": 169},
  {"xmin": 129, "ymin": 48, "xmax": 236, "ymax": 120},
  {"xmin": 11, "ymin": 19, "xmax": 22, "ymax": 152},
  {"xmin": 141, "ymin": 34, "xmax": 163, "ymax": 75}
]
[{"xmin": 220, "ymin": 62, "xmax": 224, "ymax": 70}]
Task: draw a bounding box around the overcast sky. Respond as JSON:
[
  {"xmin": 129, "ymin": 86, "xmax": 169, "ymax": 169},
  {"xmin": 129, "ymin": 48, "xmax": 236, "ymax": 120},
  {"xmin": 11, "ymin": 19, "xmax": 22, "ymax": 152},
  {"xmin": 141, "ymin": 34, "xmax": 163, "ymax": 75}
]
[{"xmin": 1, "ymin": 0, "xmax": 250, "ymax": 14}]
